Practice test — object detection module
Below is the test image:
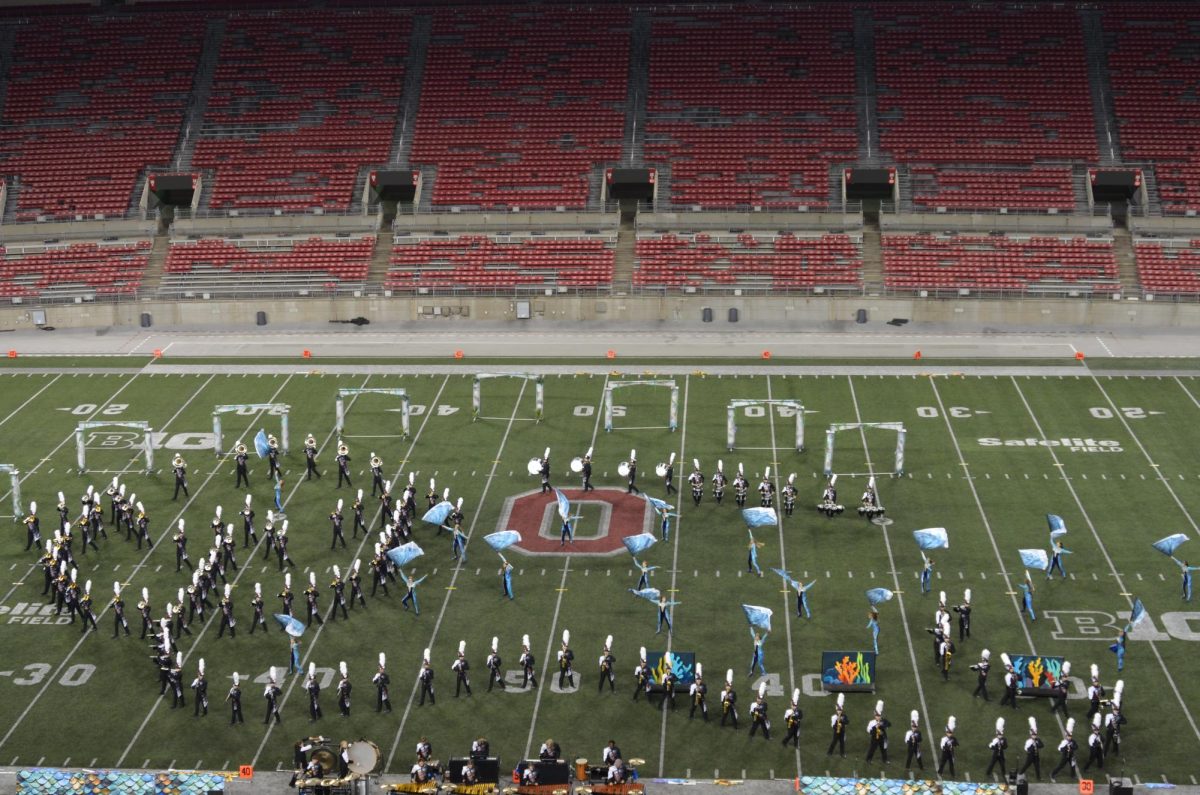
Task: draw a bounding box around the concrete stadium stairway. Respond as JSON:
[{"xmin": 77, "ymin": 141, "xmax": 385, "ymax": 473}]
[
  {"xmin": 140, "ymin": 233, "xmax": 172, "ymax": 295},
  {"xmin": 367, "ymin": 229, "xmax": 395, "ymax": 293},
  {"xmin": 1080, "ymin": 8, "xmax": 1122, "ymax": 165},
  {"xmin": 1111, "ymin": 225, "xmax": 1140, "ymax": 293},
  {"xmin": 614, "ymin": 216, "xmax": 636, "ymax": 290},
  {"xmin": 860, "ymin": 221, "xmax": 883, "ymax": 292}
]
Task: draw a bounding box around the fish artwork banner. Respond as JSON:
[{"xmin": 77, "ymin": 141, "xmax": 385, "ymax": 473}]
[
  {"xmin": 645, "ymin": 651, "xmax": 696, "ymax": 686},
  {"xmin": 1005, "ymin": 653, "xmax": 1067, "ymax": 697},
  {"xmin": 820, "ymin": 650, "xmax": 877, "ymax": 693}
]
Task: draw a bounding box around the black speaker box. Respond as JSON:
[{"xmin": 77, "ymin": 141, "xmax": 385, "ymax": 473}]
[{"xmin": 1110, "ymin": 777, "xmax": 1134, "ymax": 795}]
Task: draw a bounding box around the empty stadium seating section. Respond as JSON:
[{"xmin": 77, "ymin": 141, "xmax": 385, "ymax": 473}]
[
  {"xmin": 882, "ymin": 234, "xmax": 1118, "ymax": 293},
  {"xmin": 1134, "ymin": 239, "xmax": 1200, "ymax": 295},
  {"xmin": 0, "ymin": 239, "xmax": 150, "ymax": 299},
  {"xmin": 409, "ymin": 8, "xmax": 628, "ymax": 210},
  {"xmin": 1104, "ymin": 6, "xmax": 1200, "ymax": 213},
  {"xmin": 909, "ymin": 167, "xmax": 1077, "ymax": 213},
  {"xmin": 161, "ymin": 235, "xmax": 373, "ymax": 295},
  {"xmin": 386, "ymin": 235, "xmax": 614, "ymax": 292},
  {"xmin": 643, "ymin": 8, "xmax": 857, "ymax": 210},
  {"xmin": 634, "ymin": 233, "xmax": 862, "ymax": 290},
  {"xmin": 192, "ymin": 11, "xmax": 408, "ymax": 212},
  {"xmin": 0, "ymin": 13, "xmax": 201, "ymax": 221}
]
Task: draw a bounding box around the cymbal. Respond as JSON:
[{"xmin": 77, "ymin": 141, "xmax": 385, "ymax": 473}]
[{"xmin": 627, "ymin": 758, "xmax": 645, "ymax": 766}]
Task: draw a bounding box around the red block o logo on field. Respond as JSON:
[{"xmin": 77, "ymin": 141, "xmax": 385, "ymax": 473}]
[{"xmin": 496, "ymin": 488, "xmax": 654, "ymax": 555}]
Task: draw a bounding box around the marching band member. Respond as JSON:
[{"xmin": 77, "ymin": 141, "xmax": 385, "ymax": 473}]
[
  {"xmin": 303, "ymin": 434, "xmax": 320, "ymax": 481},
  {"xmin": 77, "ymin": 578, "xmax": 99, "ymax": 633},
  {"xmin": 418, "ymin": 648, "xmax": 435, "ymax": 705},
  {"xmin": 733, "ymin": 464, "xmax": 748, "ymax": 508},
  {"xmin": 688, "ymin": 459, "xmax": 704, "ymax": 506},
  {"xmin": 633, "ymin": 646, "xmax": 649, "ymax": 701},
  {"xmin": 275, "ymin": 520, "xmax": 296, "ymax": 571},
  {"xmin": 690, "ymin": 663, "xmax": 708, "ymax": 720},
  {"xmin": 1048, "ymin": 539, "xmax": 1071, "ymax": 580},
  {"xmin": 828, "ymin": 694, "xmax": 849, "ymax": 757},
  {"xmin": 451, "ymin": 499, "xmax": 467, "ymax": 562},
  {"xmin": 1000, "ymin": 653, "xmax": 1019, "ymax": 709},
  {"xmin": 426, "ymin": 478, "xmax": 439, "ymax": 511},
  {"xmin": 238, "ymin": 494, "xmax": 257, "ymax": 549},
  {"xmin": 540, "ymin": 448, "xmax": 552, "ymax": 494},
  {"xmin": 137, "ymin": 586, "xmax": 153, "ymax": 639},
  {"xmin": 939, "ymin": 618, "xmax": 954, "ymax": 680},
  {"xmin": 581, "ymin": 452, "xmax": 594, "ymax": 492},
  {"xmin": 634, "ymin": 558, "xmax": 657, "ymax": 591},
  {"xmin": 227, "ymin": 672, "xmax": 244, "ymax": 725},
  {"xmin": 782, "ymin": 474, "xmax": 797, "ymax": 516},
  {"xmin": 336, "ymin": 661, "xmax": 351, "ymax": 717},
  {"xmin": 720, "ymin": 669, "xmax": 738, "ymax": 729},
  {"xmin": 626, "ymin": 450, "xmax": 640, "ymax": 495},
  {"xmin": 1020, "ymin": 573, "xmax": 1036, "ymax": 621},
  {"xmin": 712, "ymin": 460, "xmax": 727, "ymax": 505},
  {"xmin": 557, "ymin": 629, "xmax": 575, "ymax": 688},
  {"xmin": 173, "ymin": 519, "xmax": 192, "ymax": 572},
  {"xmin": 1104, "ymin": 683, "xmax": 1126, "ymax": 755},
  {"xmin": 748, "ymin": 683, "xmax": 770, "ymax": 739},
  {"xmin": 23, "ymin": 501, "xmax": 40, "ymax": 551},
  {"xmin": 172, "ymin": 455, "xmax": 188, "ymax": 500},
  {"xmin": 266, "ymin": 435, "xmax": 281, "ymax": 481},
  {"xmin": 859, "ymin": 477, "xmax": 882, "ymax": 519},
  {"xmin": 349, "ymin": 558, "xmax": 367, "ymax": 608},
  {"xmin": 471, "ymin": 737, "xmax": 489, "ymax": 760},
  {"xmin": 379, "ymin": 481, "xmax": 393, "ymax": 530},
  {"xmin": 218, "ymin": 583, "xmax": 236, "ymax": 638},
  {"xmin": 249, "ymin": 583, "xmax": 268, "ymax": 634},
  {"xmin": 971, "ymin": 648, "xmax": 991, "ymax": 700},
  {"xmin": 1083, "ymin": 713, "xmax": 1105, "ymax": 772},
  {"xmin": 335, "ymin": 441, "xmax": 352, "ymax": 488},
  {"xmin": 279, "ymin": 572, "xmax": 294, "ymax": 617},
  {"xmin": 371, "ymin": 454, "xmax": 386, "ymax": 496},
  {"xmin": 168, "ymin": 651, "xmax": 185, "ymax": 709},
  {"xmin": 757, "ymin": 467, "xmax": 774, "ymax": 507},
  {"xmin": 500, "ymin": 555, "xmax": 514, "ymax": 600},
  {"xmin": 663, "ymin": 452, "xmax": 676, "ymax": 495},
  {"xmin": 191, "ymin": 658, "xmax": 209, "ymax": 717},
  {"xmin": 865, "ymin": 700, "xmax": 889, "ymax": 763},
  {"xmin": 235, "ymin": 442, "xmax": 250, "ymax": 488},
  {"xmin": 486, "ymin": 637, "xmax": 505, "ymax": 691},
  {"xmin": 818, "ymin": 475, "xmax": 841, "ymax": 518},
  {"xmin": 659, "ymin": 656, "xmax": 678, "ymax": 711},
  {"xmin": 305, "ymin": 662, "xmax": 323, "ymax": 722},
  {"xmin": 329, "ymin": 498, "xmax": 346, "ymax": 550},
  {"xmin": 598, "ymin": 635, "xmax": 616, "ymax": 693},
  {"xmin": 986, "ymin": 717, "xmax": 1008, "ymax": 777},
  {"xmin": 401, "ymin": 570, "xmax": 426, "ymax": 614},
  {"xmin": 452, "ymin": 639, "xmax": 473, "ymax": 697},
  {"xmin": 867, "ymin": 609, "xmax": 880, "ymax": 655},
  {"xmin": 263, "ymin": 667, "xmax": 282, "ymax": 724},
  {"xmin": 373, "ymin": 653, "xmax": 392, "ymax": 713},
  {"xmin": 520, "ymin": 634, "xmax": 538, "ymax": 689},
  {"xmin": 329, "ymin": 566, "xmax": 348, "ymax": 621},
  {"xmin": 538, "ymin": 738, "xmax": 560, "ymax": 761},
  {"xmin": 1087, "ymin": 664, "xmax": 1105, "ymax": 719},
  {"xmin": 289, "ymin": 636, "xmax": 302, "ymax": 677},
  {"xmin": 920, "ymin": 554, "xmax": 934, "ymax": 595},
  {"xmin": 352, "ymin": 489, "xmax": 367, "ymax": 538},
  {"xmin": 304, "ymin": 571, "xmax": 323, "ymax": 627},
  {"xmin": 260, "ymin": 511, "xmax": 277, "ymax": 561},
  {"xmin": 111, "ymin": 581, "xmax": 130, "ymax": 638},
  {"xmin": 1051, "ymin": 718, "xmax": 1079, "ymax": 782},
  {"xmin": 1022, "ymin": 717, "xmax": 1044, "ymax": 780},
  {"xmin": 937, "ymin": 716, "xmax": 958, "ymax": 778},
  {"xmin": 1051, "ymin": 661, "xmax": 1071, "ymax": 717},
  {"xmin": 749, "ymin": 628, "xmax": 766, "ymax": 676},
  {"xmin": 781, "ymin": 687, "xmax": 802, "ymax": 746},
  {"xmin": 904, "ymin": 710, "xmax": 923, "ymax": 769}
]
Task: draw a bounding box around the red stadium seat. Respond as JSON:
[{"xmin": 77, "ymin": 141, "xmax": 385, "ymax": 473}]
[
  {"xmin": 633, "ymin": 233, "xmax": 863, "ymax": 290},
  {"xmin": 385, "ymin": 235, "xmax": 615, "ymax": 291}
]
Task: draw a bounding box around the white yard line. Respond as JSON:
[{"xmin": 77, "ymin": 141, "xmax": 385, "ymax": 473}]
[
  {"xmin": 382, "ymin": 379, "xmax": 530, "ymax": 772},
  {"xmin": 250, "ymin": 375, "xmax": 452, "ymax": 767},
  {"xmin": 764, "ymin": 374, "xmax": 801, "ymax": 777},
  {"xmin": 846, "ymin": 376, "xmax": 938, "ymax": 761},
  {"xmin": 1, "ymin": 373, "xmax": 296, "ymax": 754},
  {"xmin": 521, "ymin": 375, "xmax": 611, "ymax": 760},
  {"xmin": 0, "ymin": 373, "xmax": 60, "ymax": 430},
  {"xmin": 655, "ymin": 374, "xmax": 690, "ymax": 777},
  {"xmin": 1010, "ymin": 376, "xmax": 1200, "ymax": 746}
]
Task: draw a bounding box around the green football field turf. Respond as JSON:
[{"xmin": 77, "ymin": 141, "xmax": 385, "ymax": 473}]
[{"xmin": 1, "ymin": 366, "xmax": 1200, "ymax": 783}]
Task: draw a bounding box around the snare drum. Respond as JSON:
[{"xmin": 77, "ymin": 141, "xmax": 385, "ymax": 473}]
[{"xmin": 347, "ymin": 738, "xmax": 381, "ymax": 775}]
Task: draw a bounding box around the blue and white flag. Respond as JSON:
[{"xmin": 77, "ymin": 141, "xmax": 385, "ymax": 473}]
[
  {"xmin": 554, "ymin": 488, "xmax": 572, "ymax": 523},
  {"xmin": 1048, "ymin": 515, "xmax": 1068, "ymax": 542},
  {"xmin": 913, "ymin": 527, "xmax": 949, "ymax": 550},
  {"xmin": 865, "ymin": 588, "xmax": 894, "ymax": 607},
  {"xmin": 1128, "ymin": 598, "xmax": 1148, "ymax": 629},
  {"xmin": 629, "ymin": 587, "xmax": 661, "ymax": 603},
  {"xmin": 643, "ymin": 494, "xmax": 675, "ymax": 514},
  {"xmin": 386, "ymin": 542, "xmax": 424, "ymax": 568},
  {"xmin": 770, "ymin": 567, "xmax": 800, "ymax": 590},
  {"xmin": 1153, "ymin": 533, "xmax": 1190, "ymax": 558},
  {"xmin": 742, "ymin": 507, "xmax": 777, "ymax": 528},
  {"xmin": 254, "ymin": 429, "xmax": 271, "ymax": 459},
  {"xmin": 742, "ymin": 604, "xmax": 773, "ymax": 631},
  {"xmin": 1019, "ymin": 548, "xmax": 1050, "ymax": 571},
  {"xmin": 623, "ymin": 533, "xmax": 657, "ymax": 556},
  {"xmin": 273, "ymin": 613, "xmax": 305, "ymax": 637},
  {"xmin": 483, "ymin": 531, "xmax": 521, "ymax": 552},
  {"xmin": 422, "ymin": 501, "xmax": 453, "ymax": 527}
]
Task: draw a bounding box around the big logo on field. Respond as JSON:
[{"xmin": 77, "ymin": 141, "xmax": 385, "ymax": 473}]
[{"xmin": 495, "ymin": 488, "xmax": 654, "ymax": 555}]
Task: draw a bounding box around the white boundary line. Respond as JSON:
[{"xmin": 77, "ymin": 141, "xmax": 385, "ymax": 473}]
[
  {"xmin": 0, "ymin": 373, "xmax": 60, "ymax": 430},
  {"xmin": 382, "ymin": 379, "xmax": 530, "ymax": 771},
  {"xmin": 846, "ymin": 376, "xmax": 938, "ymax": 761},
  {"xmin": 250, "ymin": 375, "xmax": 453, "ymax": 767},
  {"xmin": 520, "ymin": 374, "xmax": 611, "ymax": 760},
  {"xmin": 1, "ymin": 373, "xmax": 296, "ymax": 754},
  {"xmin": 1010, "ymin": 376, "xmax": 1200, "ymax": 746}
]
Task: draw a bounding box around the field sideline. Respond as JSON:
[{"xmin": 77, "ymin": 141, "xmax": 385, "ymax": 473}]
[{"xmin": 1, "ymin": 366, "xmax": 1200, "ymax": 784}]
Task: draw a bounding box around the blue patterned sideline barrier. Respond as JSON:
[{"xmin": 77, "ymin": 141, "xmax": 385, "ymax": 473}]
[
  {"xmin": 18, "ymin": 768, "xmax": 227, "ymax": 794},
  {"xmin": 798, "ymin": 777, "xmax": 1009, "ymax": 795}
]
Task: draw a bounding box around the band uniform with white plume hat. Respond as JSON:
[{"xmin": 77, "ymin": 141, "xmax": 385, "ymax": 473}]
[
  {"xmin": 828, "ymin": 692, "xmax": 848, "ymax": 757},
  {"xmin": 1083, "ymin": 711, "xmax": 1105, "ymax": 772},
  {"xmin": 110, "ymin": 579, "xmax": 130, "ymax": 638},
  {"xmin": 937, "ymin": 715, "xmax": 958, "ymax": 777},
  {"xmin": 688, "ymin": 662, "xmax": 708, "ymax": 720},
  {"xmin": 733, "ymin": 462, "xmax": 748, "ymax": 508},
  {"xmin": 1051, "ymin": 660, "xmax": 1071, "ymax": 717},
  {"xmin": 487, "ymin": 636, "xmax": 505, "ymax": 692},
  {"xmin": 191, "ymin": 657, "xmax": 208, "ymax": 717},
  {"xmin": 453, "ymin": 639, "xmax": 473, "ymax": 697},
  {"xmin": 712, "ymin": 459, "xmax": 727, "ymax": 505},
  {"xmin": 520, "ymin": 633, "xmax": 537, "ymax": 690},
  {"xmin": 557, "ymin": 628, "xmax": 575, "ymax": 689},
  {"xmin": 329, "ymin": 497, "xmax": 346, "ymax": 550},
  {"xmin": 335, "ymin": 440, "xmax": 352, "ymax": 488},
  {"xmin": 418, "ymin": 647, "xmax": 435, "ymax": 705},
  {"xmin": 866, "ymin": 699, "xmax": 890, "ymax": 763},
  {"xmin": 954, "ymin": 588, "xmax": 972, "ymax": 641},
  {"xmin": 688, "ymin": 458, "xmax": 704, "ymax": 506},
  {"xmin": 337, "ymin": 660, "xmax": 351, "ymax": 717},
  {"xmin": 1052, "ymin": 717, "xmax": 1079, "ymax": 781},
  {"xmin": 970, "ymin": 648, "xmax": 991, "ymax": 700},
  {"xmin": 218, "ymin": 580, "xmax": 236, "ymax": 639},
  {"xmin": 1000, "ymin": 652, "xmax": 1019, "ymax": 709},
  {"xmin": 622, "ymin": 449, "xmax": 639, "ymax": 495},
  {"xmin": 302, "ymin": 433, "xmax": 320, "ymax": 481},
  {"xmin": 249, "ymin": 581, "xmax": 267, "ymax": 634},
  {"xmin": 598, "ymin": 634, "xmax": 616, "ymax": 693},
  {"xmin": 904, "ymin": 709, "xmax": 923, "ymax": 770},
  {"xmin": 757, "ymin": 465, "xmax": 774, "ymax": 507},
  {"xmin": 264, "ymin": 666, "xmax": 282, "ymax": 725},
  {"xmin": 265, "ymin": 433, "xmax": 281, "ymax": 481},
  {"xmin": 659, "ymin": 451, "xmax": 676, "ymax": 495},
  {"xmin": 747, "ymin": 680, "xmax": 770, "ymax": 740},
  {"xmin": 1104, "ymin": 679, "xmax": 1126, "ymax": 756},
  {"xmin": 780, "ymin": 686, "xmax": 802, "ymax": 746},
  {"xmin": 305, "ymin": 661, "xmax": 323, "ymax": 721},
  {"xmin": 782, "ymin": 472, "xmax": 797, "ymax": 516},
  {"xmin": 986, "ymin": 716, "xmax": 1008, "ymax": 777},
  {"xmin": 234, "ymin": 441, "xmax": 250, "ymax": 489},
  {"xmin": 373, "ymin": 652, "xmax": 391, "ymax": 713},
  {"xmin": 172, "ymin": 455, "xmax": 188, "ymax": 500},
  {"xmin": 227, "ymin": 670, "xmax": 244, "ymax": 725}
]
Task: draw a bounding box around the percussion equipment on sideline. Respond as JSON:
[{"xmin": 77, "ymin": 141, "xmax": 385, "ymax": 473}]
[
  {"xmin": 626, "ymin": 759, "xmax": 645, "ymax": 769},
  {"xmin": 310, "ymin": 742, "xmax": 338, "ymax": 771},
  {"xmin": 617, "ymin": 462, "xmax": 630, "ymax": 477},
  {"xmin": 527, "ymin": 458, "xmax": 543, "ymax": 476},
  {"xmin": 346, "ymin": 739, "xmax": 381, "ymax": 775},
  {"xmin": 575, "ymin": 759, "xmax": 588, "ymax": 781},
  {"xmin": 569, "ymin": 458, "xmax": 584, "ymax": 474},
  {"xmin": 654, "ymin": 463, "xmax": 668, "ymax": 477}
]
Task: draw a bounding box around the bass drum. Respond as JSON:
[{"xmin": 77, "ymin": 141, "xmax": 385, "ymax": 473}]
[
  {"xmin": 310, "ymin": 742, "xmax": 338, "ymax": 772},
  {"xmin": 569, "ymin": 457, "xmax": 584, "ymax": 474},
  {"xmin": 617, "ymin": 462, "xmax": 630, "ymax": 478},
  {"xmin": 527, "ymin": 458, "xmax": 542, "ymax": 476},
  {"xmin": 654, "ymin": 463, "xmax": 668, "ymax": 477},
  {"xmin": 347, "ymin": 739, "xmax": 382, "ymax": 774}
]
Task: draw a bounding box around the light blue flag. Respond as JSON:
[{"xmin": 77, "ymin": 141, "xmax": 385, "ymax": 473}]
[
  {"xmin": 742, "ymin": 507, "xmax": 777, "ymax": 528},
  {"xmin": 483, "ymin": 531, "xmax": 521, "ymax": 552},
  {"xmin": 742, "ymin": 604, "xmax": 773, "ymax": 631},
  {"xmin": 273, "ymin": 613, "xmax": 305, "ymax": 637},
  {"xmin": 913, "ymin": 527, "xmax": 949, "ymax": 550},
  {"xmin": 643, "ymin": 494, "xmax": 675, "ymax": 514},
  {"xmin": 554, "ymin": 488, "xmax": 571, "ymax": 523},
  {"xmin": 1048, "ymin": 515, "xmax": 1068, "ymax": 542},
  {"xmin": 1019, "ymin": 548, "xmax": 1050, "ymax": 570},
  {"xmin": 386, "ymin": 542, "xmax": 424, "ymax": 568},
  {"xmin": 1128, "ymin": 598, "xmax": 1148, "ymax": 629},
  {"xmin": 1153, "ymin": 533, "xmax": 1190, "ymax": 557},
  {"xmin": 865, "ymin": 588, "xmax": 894, "ymax": 607},
  {"xmin": 254, "ymin": 429, "xmax": 270, "ymax": 459},
  {"xmin": 629, "ymin": 587, "xmax": 661, "ymax": 603},
  {"xmin": 770, "ymin": 567, "xmax": 800, "ymax": 590},
  {"xmin": 422, "ymin": 501, "xmax": 453, "ymax": 526},
  {"xmin": 623, "ymin": 533, "xmax": 657, "ymax": 556}
]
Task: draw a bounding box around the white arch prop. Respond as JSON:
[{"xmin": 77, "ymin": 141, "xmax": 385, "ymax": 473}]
[
  {"xmin": 726, "ymin": 399, "xmax": 806, "ymax": 452},
  {"xmin": 604, "ymin": 380, "xmax": 678, "ymax": 432},
  {"xmin": 473, "ymin": 374, "xmax": 544, "ymax": 421},
  {"xmin": 336, "ymin": 388, "xmax": 410, "ymax": 438},
  {"xmin": 75, "ymin": 421, "xmax": 154, "ymax": 474},
  {"xmin": 822, "ymin": 422, "xmax": 906, "ymax": 477},
  {"xmin": 0, "ymin": 464, "xmax": 22, "ymax": 522},
  {"xmin": 212, "ymin": 404, "xmax": 290, "ymax": 456}
]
